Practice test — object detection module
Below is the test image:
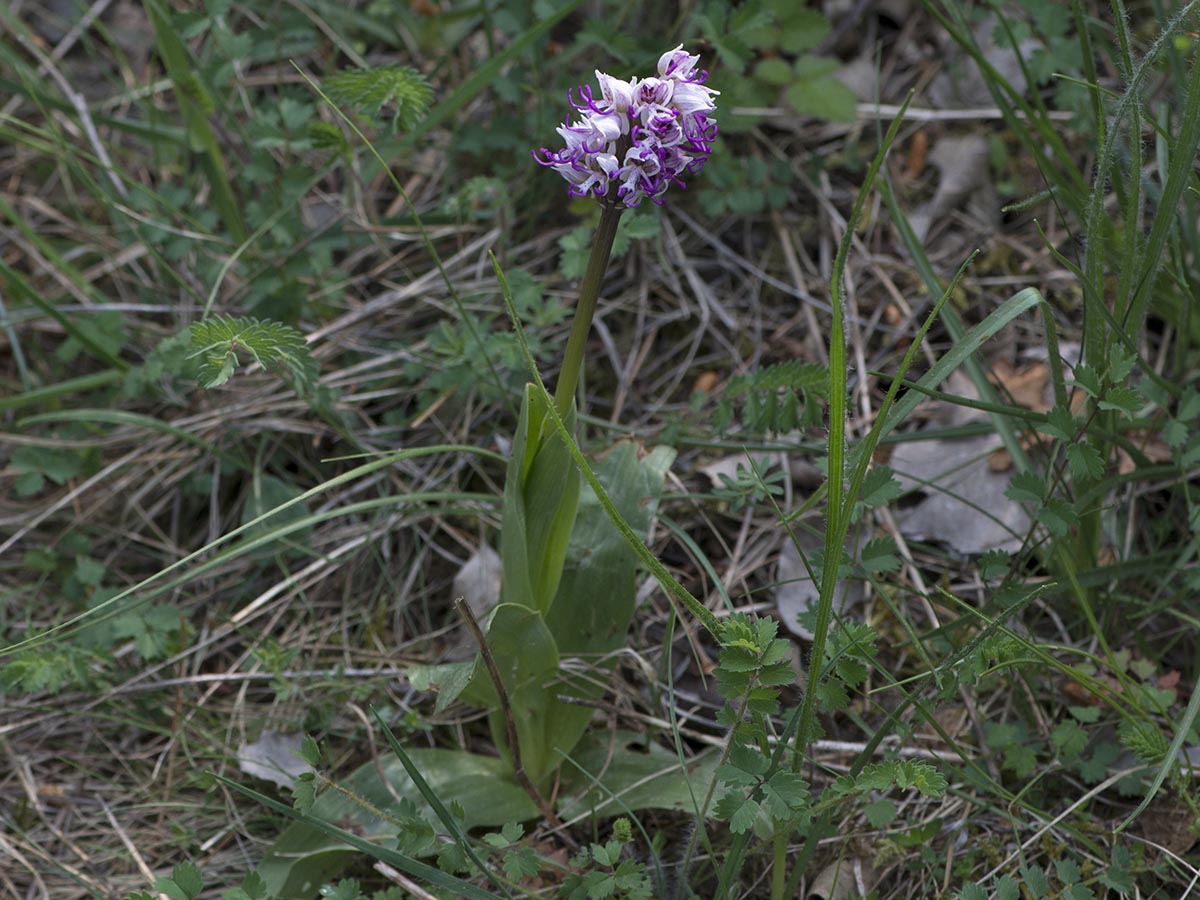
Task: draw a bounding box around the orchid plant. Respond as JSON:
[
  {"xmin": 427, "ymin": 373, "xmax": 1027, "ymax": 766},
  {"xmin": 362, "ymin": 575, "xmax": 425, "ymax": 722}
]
[{"xmin": 449, "ymin": 46, "xmax": 719, "ymax": 799}]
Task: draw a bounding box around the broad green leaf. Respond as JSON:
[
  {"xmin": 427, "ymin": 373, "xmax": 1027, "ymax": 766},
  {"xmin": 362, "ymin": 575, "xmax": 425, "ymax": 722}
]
[
  {"xmin": 257, "ymin": 749, "xmax": 537, "ymax": 897},
  {"xmin": 537, "ymin": 443, "xmax": 674, "ymax": 782},
  {"xmin": 784, "ymin": 78, "xmax": 858, "ymax": 122},
  {"xmin": 406, "ymin": 661, "xmax": 473, "ymax": 714},
  {"xmin": 779, "ymin": 9, "xmax": 831, "ymax": 53},
  {"xmin": 261, "ymin": 730, "xmax": 718, "ymax": 896},
  {"xmin": 465, "ymin": 603, "xmax": 561, "ymax": 783},
  {"xmin": 793, "ymin": 56, "xmax": 840, "ymax": 80},
  {"xmin": 500, "ymin": 385, "xmax": 580, "ymax": 616},
  {"xmin": 754, "ymin": 58, "xmax": 793, "ymax": 86}
]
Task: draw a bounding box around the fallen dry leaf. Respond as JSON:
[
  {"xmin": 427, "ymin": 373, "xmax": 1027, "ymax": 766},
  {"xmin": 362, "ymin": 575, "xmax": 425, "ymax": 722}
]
[
  {"xmin": 905, "ymin": 129, "xmax": 929, "ymax": 180},
  {"xmin": 908, "ymin": 134, "xmax": 997, "ymax": 241},
  {"xmin": 237, "ymin": 732, "xmax": 315, "ymax": 788},
  {"xmin": 891, "ymin": 434, "xmax": 1031, "ymax": 554},
  {"xmin": 989, "ymin": 359, "xmax": 1051, "ymax": 412},
  {"xmin": 693, "ymin": 370, "xmax": 720, "ymax": 395}
]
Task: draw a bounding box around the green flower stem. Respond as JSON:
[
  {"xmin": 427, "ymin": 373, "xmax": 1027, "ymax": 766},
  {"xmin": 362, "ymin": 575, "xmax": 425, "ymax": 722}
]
[{"xmin": 553, "ymin": 196, "xmax": 624, "ymax": 418}]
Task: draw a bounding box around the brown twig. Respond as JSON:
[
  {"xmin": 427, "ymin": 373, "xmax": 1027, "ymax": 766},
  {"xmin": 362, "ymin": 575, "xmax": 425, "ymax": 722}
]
[{"xmin": 454, "ymin": 598, "xmax": 575, "ymax": 846}]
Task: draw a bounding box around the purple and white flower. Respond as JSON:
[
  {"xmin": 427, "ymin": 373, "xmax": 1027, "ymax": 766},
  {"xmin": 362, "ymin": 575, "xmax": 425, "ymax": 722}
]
[{"xmin": 534, "ymin": 45, "xmax": 718, "ymax": 207}]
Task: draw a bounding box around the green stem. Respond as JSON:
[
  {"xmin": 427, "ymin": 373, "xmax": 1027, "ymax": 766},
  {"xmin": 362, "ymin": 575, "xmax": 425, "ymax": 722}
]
[{"xmin": 554, "ymin": 196, "xmax": 624, "ymax": 418}]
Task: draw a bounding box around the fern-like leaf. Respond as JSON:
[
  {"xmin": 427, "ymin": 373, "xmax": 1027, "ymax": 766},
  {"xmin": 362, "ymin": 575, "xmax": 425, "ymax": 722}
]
[
  {"xmin": 715, "ymin": 360, "xmax": 830, "ymax": 435},
  {"xmin": 189, "ymin": 315, "xmax": 318, "ymax": 395},
  {"xmin": 323, "ymin": 66, "xmax": 434, "ymax": 132}
]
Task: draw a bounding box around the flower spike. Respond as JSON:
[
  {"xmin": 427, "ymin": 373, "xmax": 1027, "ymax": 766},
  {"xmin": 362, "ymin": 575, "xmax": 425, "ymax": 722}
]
[{"xmin": 534, "ymin": 45, "xmax": 718, "ymax": 207}]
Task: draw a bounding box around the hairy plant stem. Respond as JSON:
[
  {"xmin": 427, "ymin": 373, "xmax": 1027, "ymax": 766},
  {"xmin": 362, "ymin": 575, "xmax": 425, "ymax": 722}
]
[{"xmin": 553, "ymin": 195, "xmax": 624, "ymax": 418}]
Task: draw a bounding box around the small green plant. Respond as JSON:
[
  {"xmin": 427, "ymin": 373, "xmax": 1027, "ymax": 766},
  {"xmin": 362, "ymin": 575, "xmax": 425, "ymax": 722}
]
[
  {"xmin": 561, "ymin": 819, "xmax": 653, "ymax": 900},
  {"xmin": 322, "ymin": 66, "xmax": 434, "ymax": 133},
  {"xmin": 189, "ymin": 315, "xmax": 318, "ymax": 394},
  {"xmin": 709, "ymin": 456, "xmax": 787, "ymax": 511}
]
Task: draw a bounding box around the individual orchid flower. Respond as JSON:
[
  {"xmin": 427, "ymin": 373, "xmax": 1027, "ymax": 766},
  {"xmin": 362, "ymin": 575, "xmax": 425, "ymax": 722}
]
[{"xmin": 534, "ymin": 44, "xmax": 718, "ymax": 208}]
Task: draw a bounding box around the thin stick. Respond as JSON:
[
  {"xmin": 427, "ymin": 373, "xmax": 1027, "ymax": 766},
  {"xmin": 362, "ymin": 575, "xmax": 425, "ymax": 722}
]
[{"xmin": 454, "ymin": 598, "xmax": 574, "ymax": 844}]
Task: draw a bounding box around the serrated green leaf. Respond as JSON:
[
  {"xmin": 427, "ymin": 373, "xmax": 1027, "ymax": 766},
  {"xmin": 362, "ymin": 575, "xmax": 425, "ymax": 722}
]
[
  {"xmin": 723, "ymin": 741, "xmax": 769, "ymax": 779},
  {"xmin": 1108, "ymin": 345, "xmax": 1136, "ymax": 382},
  {"xmin": 292, "ymin": 773, "xmax": 316, "ymax": 812},
  {"xmin": 171, "ymin": 862, "xmax": 204, "ymax": 899},
  {"xmin": 1178, "ymin": 388, "xmax": 1200, "ymax": 421},
  {"xmin": 1066, "ymin": 441, "xmax": 1105, "ymax": 479},
  {"xmin": 729, "ymin": 795, "xmax": 760, "ymax": 834},
  {"xmin": 502, "ymin": 847, "xmax": 540, "ymax": 881},
  {"xmin": 1068, "ymin": 705, "xmax": 1101, "ymax": 723},
  {"xmin": 864, "ymin": 798, "xmax": 896, "ymax": 827},
  {"xmin": 1004, "ymin": 743, "xmax": 1038, "ymax": 778},
  {"xmin": 395, "ymin": 813, "xmax": 434, "ymax": 855},
  {"xmin": 978, "ymin": 549, "xmax": 1010, "ymax": 580},
  {"xmin": 1006, "ymin": 470, "xmax": 1045, "ymax": 503},
  {"xmin": 1072, "ymin": 364, "xmax": 1103, "ymax": 397},
  {"xmin": 956, "ymin": 883, "xmax": 987, "ymax": 900},
  {"xmin": 1037, "ymin": 496, "xmax": 1075, "ymax": 537},
  {"xmin": 861, "ymin": 536, "xmax": 901, "ymax": 573},
  {"xmin": 785, "ymin": 74, "xmax": 857, "ymax": 122},
  {"xmin": 296, "ymin": 734, "xmax": 321, "ymax": 767},
  {"xmin": 765, "ymin": 771, "xmax": 809, "ymax": 809},
  {"xmin": 1101, "ymin": 847, "xmax": 1134, "ymax": 894},
  {"xmin": 860, "ymin": 465, "xmax": 903, "ymax": 507},
  {"xmin": 1162, "ymin": 419, "xmax": 1188, "ymax": 448},
  {"xmin": 1098, "ymin": 387, "xmax": 1143, "ymax": 415},
  {"xmin": 1022, "ymin": 864, "xmax": 1050, "ymax": 898},
  {"xmin": 995, "ymin": 874, "xmax": 1020, "ymax": 900},
  {"xmin": 1052, "ymin": 720, "xmax": 1088, "ymax": 760},
  {"xmin": 238, "ymin": 871, "xmax": 268, "ymax": 900},
  {"xmin": 1042, "ymin": 403, "xmax": 1078, "ymax": 441},
  {"xmin": 75, "ymin": 556, "xmax": 106, "ymax": 586}
]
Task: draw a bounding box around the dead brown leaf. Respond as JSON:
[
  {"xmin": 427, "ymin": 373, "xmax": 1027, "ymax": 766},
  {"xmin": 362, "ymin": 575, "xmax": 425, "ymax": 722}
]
[
  {"xmin": 989, "ymin": 359, "xmax": 1051, "ymax": 412},
  {"xmin": 905, "ymin": 129, "xmax": 929, "ymax": 180},
  {"xmin": 693, "ymin": 370, "xmax": 719, "ymax": 395}
]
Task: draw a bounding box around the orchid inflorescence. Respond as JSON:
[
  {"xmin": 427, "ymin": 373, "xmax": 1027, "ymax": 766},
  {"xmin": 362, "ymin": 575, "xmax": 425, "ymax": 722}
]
[{"xmin": 534, "ymin": 45, "xmax": 718, "ymax": 207}]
